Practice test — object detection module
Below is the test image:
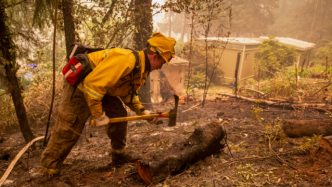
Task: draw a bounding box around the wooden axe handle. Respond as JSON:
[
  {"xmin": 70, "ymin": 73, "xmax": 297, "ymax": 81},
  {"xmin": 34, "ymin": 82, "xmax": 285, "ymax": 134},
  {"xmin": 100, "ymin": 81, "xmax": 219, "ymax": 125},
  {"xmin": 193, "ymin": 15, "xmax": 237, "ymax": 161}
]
[{"xmin": 91, "ymin": 112, "xmax": 170, "ymax": 126}]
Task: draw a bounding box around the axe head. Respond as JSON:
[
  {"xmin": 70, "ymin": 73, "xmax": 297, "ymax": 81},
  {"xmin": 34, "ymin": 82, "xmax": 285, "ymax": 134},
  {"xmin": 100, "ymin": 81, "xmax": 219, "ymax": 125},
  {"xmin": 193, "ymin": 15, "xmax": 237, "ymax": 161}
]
[{"xmin": 168, "ymin": 95, "xmax": 179, "ymax": 126}]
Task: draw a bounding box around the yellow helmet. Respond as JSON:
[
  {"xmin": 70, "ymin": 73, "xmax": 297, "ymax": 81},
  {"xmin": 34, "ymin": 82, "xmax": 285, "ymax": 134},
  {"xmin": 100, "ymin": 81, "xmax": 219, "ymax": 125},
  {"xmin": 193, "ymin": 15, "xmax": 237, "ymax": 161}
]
[{"xmin": 147, "ymin": 32, "xmax": 176, "ymax": 66}]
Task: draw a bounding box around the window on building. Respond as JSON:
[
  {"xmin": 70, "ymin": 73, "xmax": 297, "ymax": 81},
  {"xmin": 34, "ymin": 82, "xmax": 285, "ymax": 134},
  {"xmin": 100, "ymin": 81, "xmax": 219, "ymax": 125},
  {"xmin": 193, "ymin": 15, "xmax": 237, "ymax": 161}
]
[{"xmin": 246, "ymin": 54, "xmax": 249, "ymax": 60}]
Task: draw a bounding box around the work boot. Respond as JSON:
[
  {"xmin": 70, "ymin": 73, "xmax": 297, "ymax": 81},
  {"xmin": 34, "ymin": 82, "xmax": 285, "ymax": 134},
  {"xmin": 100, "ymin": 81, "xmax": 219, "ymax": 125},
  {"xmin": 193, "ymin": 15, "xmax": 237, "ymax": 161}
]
[
  {"xmin": 112, "ymin": 153, "xmax": 139, "ymax": 167},
  {"xmin": 42, "ymin": 167, "xmax": 61, "ymax": 179}
]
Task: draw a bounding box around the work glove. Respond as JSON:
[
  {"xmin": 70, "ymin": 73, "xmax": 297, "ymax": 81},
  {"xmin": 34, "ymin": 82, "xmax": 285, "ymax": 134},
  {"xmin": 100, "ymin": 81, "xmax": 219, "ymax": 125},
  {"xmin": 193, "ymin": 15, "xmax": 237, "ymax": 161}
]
[
  {"xmin": 142, "ymin": 110, "xmax": 163, "ymax": 125},
  {"xmin": 94, "ymin": 112, "xmax": 110, "ymax": 126}
]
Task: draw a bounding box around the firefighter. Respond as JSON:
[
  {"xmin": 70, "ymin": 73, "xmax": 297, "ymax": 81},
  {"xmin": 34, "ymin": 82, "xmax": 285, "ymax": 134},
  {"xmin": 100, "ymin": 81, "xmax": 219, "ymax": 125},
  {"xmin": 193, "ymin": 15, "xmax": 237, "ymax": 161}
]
[{"xmin": 41, "ymin": 33, "xmax": 176, "ymax": 175}]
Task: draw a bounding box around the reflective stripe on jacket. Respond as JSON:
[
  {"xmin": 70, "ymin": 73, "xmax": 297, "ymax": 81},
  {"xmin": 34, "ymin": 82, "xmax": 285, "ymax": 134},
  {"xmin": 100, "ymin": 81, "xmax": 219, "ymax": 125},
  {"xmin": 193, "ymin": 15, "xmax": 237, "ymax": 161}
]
[{"xmin": 77, "ymin": 48, "xmax": 148, "ymax": 117}]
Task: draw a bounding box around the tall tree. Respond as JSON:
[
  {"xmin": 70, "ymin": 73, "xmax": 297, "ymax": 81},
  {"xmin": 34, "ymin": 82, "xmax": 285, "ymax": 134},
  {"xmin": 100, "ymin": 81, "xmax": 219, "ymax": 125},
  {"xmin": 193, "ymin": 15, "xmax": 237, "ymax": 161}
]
[
  {"xmin": 0, "ymin": 0, "xmax": 35, "ymax": 143},
  {"xmin": 62, "ymin": 0, "xmax": 76, "ymax": 57},
  {"xmin": 133, "ymin": 0, "xmax": 153, "ymax": 105},
  {"xmin": 180, "ymin": 12, "xmax": 186, "ymax": 41},
  {"xmin": 224, "ymin": 0, "xmax": 279, "ymax": 37},
  {"xmin": 133, "ymin": 0, "xmax": 153, "ymax": 50},
  {"xmin": 270, "ymin": 0, "xmax": 332, "ymax": 45},
  {"xmin": 168, "ymin": 8, "xmax": 172, "ymax": 37}
]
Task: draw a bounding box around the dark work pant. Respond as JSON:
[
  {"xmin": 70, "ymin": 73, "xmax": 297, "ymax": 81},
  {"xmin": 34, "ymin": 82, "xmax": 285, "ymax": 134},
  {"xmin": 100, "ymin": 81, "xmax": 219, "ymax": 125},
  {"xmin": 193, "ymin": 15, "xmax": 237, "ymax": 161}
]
[{"xmin": 41, "ymin": 82, "xmax": 127, "ymax": 169}]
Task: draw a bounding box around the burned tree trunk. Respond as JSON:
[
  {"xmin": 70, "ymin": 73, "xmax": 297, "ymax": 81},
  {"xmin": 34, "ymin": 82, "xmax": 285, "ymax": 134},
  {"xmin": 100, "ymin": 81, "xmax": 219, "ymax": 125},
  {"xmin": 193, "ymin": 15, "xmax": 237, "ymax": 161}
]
[
  {"xmin": 62, "ymin": 0, "xmax": 76, "ymax": 58},
  {"xmin": 283, "ymin": 119, "xmax": 332, "ymax": 137},
  {"xmin": 137, "ymin": 121, "xmax": 225, "ymax": 184},
  {"xmin": 0, "ymin": 1, "xmax": 35, "ymax": 143},
  {"xmin": 133, "ymin": 0, "xmax": 153, "ymax": 107}
]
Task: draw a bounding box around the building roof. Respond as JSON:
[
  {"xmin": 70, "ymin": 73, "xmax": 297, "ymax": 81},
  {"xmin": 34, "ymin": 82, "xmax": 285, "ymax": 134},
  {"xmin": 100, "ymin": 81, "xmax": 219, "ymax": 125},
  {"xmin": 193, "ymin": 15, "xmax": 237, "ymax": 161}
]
[
  {"xmin": 259, "ymin": 36, "xmax": 316, "ymax": 51},
  {"xmin": 197, "ymin": 37, "xmax": 262, "ymax": 45},
  {"xmin": 169, "ymin": 56, "xmax": 189, "ymax": 65}
]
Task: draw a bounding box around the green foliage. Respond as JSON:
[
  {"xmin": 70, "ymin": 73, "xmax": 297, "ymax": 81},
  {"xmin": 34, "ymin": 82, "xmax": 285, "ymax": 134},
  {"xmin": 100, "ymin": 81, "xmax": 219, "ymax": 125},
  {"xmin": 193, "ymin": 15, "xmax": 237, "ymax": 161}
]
[
  {"xmin": 0, "ymin": 89, "xmax": 16, "ymax": 130},
  {"xmin": 32, "ymin": 0, "xmax": 54, "ymax": 28},
  {"xmin": 295, "ymin": 135, "xmax": 322, "ymax": 152},
  {"xmin": 23, "ymin": 60, "xmax": 65, "ymax": 128},
  {"xmin": 251, "ymin": 100, "xmax": 263, "ymax": 121},
  {"xmin": 286, "ymin": 65, "xmax": 328, "ymax": 78},
  {"xmin": 254, "ymin": 36, "xmax": 298, "ymax": 78},
  {"xmin": 174, "ymin": 39, "xmax": 185, "ymax": 57},
  {"xmin": 185, "ymin": 72, "xmax": 209, "ymax": 89},
  {"xmin": 246, "ymin": 78, "xmax": 257, "ymax": 85},
  {"xmin": 315, "ymin": 41, "xmax": 332, "ymax": 63},
  {"xmin": 246, "ymin": 64, "xmax": 331, "ymax": 99},
  {"xmin": 181, "ymin": 41, "xmax": 224, "ymax": 85},
  {"xmin": 264, "ymin": 117, "xmax": 286, "ymax": 141}
]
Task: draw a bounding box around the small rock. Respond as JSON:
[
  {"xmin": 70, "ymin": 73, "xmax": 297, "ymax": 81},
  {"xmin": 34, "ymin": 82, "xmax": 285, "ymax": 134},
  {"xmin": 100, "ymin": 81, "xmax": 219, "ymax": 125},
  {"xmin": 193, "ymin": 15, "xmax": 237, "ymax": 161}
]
[{"xmin": 2, "ymin": 180, "xmax": 13, "ymax": 186}]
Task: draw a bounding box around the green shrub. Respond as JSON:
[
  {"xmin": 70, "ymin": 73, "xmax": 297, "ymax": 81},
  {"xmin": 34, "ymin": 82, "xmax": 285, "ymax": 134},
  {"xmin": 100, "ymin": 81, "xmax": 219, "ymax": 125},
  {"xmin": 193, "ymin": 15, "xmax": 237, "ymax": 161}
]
[
  {"xmin": 0, "ymin": 89, "xmax": 16, "ymax": 131},
  {"xmin": 185, "ymin": 72, "xmax": 210, "ymax": 89}
]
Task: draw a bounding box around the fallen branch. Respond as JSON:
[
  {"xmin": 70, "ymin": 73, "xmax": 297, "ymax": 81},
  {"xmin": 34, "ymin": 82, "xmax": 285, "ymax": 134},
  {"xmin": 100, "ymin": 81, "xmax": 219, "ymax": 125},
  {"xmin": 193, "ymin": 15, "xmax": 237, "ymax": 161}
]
[
  {"xmin": 181, "ymin": 101, "xmax": 202, "ymax": 113},
  {"xmin": 0, "ymin": 136, "xmax": 44, "ymax": 186},
  {"xmin": 220, "ymin": 151, "xmax": 302, "ymax": 168},
  {"xmin": 268, "ymin": 137, "xmax": 298, "ymax": 170},
  {"xmin": 239, "ymin": 88, "xmax": 265, "ymax": 96},
  {"xmin": 220, "ymin": 93, "xmax": 332, "ymax": 110}
]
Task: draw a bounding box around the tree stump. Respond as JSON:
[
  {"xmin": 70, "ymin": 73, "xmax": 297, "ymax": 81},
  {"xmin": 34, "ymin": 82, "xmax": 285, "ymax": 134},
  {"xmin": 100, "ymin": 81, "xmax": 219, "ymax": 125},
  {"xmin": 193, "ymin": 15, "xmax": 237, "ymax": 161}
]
[
  {"xmin": 282, "ymin": 119, "xmax": 332, "ymax": 137},
  {"xmin": 137, "ymin": 120, "xmax": 225, "ymax": 184}
]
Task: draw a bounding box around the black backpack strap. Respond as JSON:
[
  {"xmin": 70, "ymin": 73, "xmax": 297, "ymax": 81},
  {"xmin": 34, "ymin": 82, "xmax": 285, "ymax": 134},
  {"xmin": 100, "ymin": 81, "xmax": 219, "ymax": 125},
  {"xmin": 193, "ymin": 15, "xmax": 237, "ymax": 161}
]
[{"xmin": 125, "ymin": 48, "xmax": 140, "ymax": 104}]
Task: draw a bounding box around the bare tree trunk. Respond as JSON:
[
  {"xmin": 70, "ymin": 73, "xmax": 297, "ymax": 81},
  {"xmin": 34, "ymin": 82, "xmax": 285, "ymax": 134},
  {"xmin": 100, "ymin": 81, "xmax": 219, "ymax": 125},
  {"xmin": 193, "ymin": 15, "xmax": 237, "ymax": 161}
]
[
  {"xmin": 0, "ymin": 1, "xmax": 35, "ymax": 143},
  {"xmin": 202, "ymin": 32, "xmax": 209, "ymax": 107},
  {"xmin": 319, "ymin": 0, "xmax": 330, "ymax": 41},
  {"xmin": 62, "ymin": 0, "xmax": 76, "ymax": 58},
  {"xmin": 133, "ymin": 0, "xmax": 153, "ymax": 106},
  {"xmin": 326, "ymin": 57, "xmax": 328, "ymax": 80},
  {"xmin": 258, "ymin": 66, "xmax": 260, "ymax": 91},
  {"xmin": 186, "ymin": 11, "xmax": 194, "ymax": 104},
  {"xmin": 168, "ymin": 8, "xmax": 172, "ymax": 37},
  {"xmin": 180, "ymin": 12, "xmax": 186, "ymax": 41},
  {"xmin": 309, "ymin": 0, "xmax": 319, "ymax": 42},
  {"xmin": 101, "ymin": 0, "xmax": 117, "ymax": 27},
  {"xmin": 234, "ymin": 52, "xmax": 241, "ymax": 98}
]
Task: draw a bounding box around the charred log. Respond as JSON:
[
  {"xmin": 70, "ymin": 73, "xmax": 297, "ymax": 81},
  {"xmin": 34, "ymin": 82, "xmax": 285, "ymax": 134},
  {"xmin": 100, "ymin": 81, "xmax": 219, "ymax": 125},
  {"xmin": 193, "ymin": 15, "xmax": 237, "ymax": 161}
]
[
  {"xmin": 283, "ymin": 119, "xmax": 332, "ymax": 137},
  {"xmin": 137, "ymin": 121, "xmax": 225, "ymax": 184}
]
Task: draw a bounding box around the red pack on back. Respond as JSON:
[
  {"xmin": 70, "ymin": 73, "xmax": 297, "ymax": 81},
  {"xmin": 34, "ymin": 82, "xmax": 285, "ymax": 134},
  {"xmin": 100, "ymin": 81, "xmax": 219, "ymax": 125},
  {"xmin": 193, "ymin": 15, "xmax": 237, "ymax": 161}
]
[{"xmin": 62, "ymin": 57, "xmax": 82, "ymax": 86}]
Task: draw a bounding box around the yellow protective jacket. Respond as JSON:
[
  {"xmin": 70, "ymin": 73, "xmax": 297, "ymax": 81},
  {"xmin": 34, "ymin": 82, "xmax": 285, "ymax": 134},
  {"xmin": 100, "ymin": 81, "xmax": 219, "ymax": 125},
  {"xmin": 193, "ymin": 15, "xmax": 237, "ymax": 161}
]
[{"xmin": 77, "ymin": 48, "xmax": 149, "ymax": 117}]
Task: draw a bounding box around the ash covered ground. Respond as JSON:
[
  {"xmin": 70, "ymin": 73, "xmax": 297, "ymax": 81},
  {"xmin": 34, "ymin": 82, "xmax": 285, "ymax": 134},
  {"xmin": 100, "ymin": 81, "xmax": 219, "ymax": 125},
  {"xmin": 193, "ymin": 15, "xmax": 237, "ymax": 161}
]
[{"xmin": 1, "ymin": 98, "xmax": 332, "ymax": 186}]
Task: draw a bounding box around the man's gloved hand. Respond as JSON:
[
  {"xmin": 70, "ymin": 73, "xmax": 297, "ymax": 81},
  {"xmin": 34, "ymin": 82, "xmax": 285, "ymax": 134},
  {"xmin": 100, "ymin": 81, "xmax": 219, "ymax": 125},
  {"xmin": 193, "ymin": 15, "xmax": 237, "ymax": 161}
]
[
  {"xmin": 142, "ymin": 110, "xmax": 163, "ymax": 125},
  {"xmin": 94, "ymin": 112, "xmax": 110, "ymax": 126}
]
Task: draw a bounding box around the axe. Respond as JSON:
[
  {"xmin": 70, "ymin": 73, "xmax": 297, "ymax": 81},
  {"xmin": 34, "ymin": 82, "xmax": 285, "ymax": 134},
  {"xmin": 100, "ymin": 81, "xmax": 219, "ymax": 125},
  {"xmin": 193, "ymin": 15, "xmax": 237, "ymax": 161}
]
[{"xmin": 91, "ymin": 95, "xmax": 179, "ymax": 126}]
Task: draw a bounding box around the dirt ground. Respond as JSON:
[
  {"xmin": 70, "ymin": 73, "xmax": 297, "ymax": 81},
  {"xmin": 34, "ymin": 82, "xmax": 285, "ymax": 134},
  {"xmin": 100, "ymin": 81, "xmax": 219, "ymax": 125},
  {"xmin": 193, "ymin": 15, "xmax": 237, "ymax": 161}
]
[{"xmin": 1, "ymin": 97, "xmax": 332, "ymax": 187}]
